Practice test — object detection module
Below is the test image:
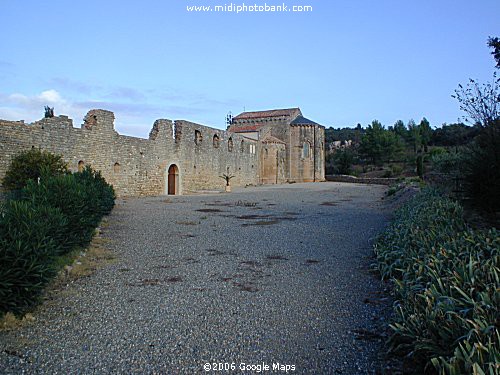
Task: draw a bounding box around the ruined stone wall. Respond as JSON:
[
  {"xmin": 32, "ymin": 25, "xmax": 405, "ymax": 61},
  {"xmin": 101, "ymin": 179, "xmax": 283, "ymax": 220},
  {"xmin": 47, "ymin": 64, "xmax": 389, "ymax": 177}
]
[
  {"xmin": 289, "ymin": 125, "xmax": 325, "ymax": 182},
  {"xmin": 0, "ymin": 110, "xmax": 259, "ymax": 196},
  {"xmin": 171, "ymin": 120, "xmax": 259, "ymax": 193}
]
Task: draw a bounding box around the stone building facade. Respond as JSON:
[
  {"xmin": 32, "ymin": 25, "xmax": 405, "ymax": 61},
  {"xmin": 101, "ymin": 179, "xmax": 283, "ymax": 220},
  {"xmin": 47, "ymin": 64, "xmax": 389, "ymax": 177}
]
[
  {"xmin": 229, "ymin": 108, "xmax": 325, "ymax": 184},
  {"xmin": 0, "ymin": 107, "xmax": 324, "ymax": 196}
]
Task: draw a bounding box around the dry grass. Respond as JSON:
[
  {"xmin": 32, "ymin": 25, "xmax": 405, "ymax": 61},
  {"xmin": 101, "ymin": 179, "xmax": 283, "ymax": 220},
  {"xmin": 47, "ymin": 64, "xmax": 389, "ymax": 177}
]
[
  {"xmin": 175, "ymin": 220, "xmax": 200, "ymax": 226},
  {"xmin": 66, "ymin": 237, "xmax": 116, "ymax": 279},
  {"xmin": 0, "ymin": 312, "xmax": 36, "ymax": 331}
]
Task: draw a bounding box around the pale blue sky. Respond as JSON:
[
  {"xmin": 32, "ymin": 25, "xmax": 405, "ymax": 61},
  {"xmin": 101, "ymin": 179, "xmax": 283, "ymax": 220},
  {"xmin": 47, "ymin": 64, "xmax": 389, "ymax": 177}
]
[{"xmin": 1, "ymin": 0, "xmax": 498, "ymax": 137}]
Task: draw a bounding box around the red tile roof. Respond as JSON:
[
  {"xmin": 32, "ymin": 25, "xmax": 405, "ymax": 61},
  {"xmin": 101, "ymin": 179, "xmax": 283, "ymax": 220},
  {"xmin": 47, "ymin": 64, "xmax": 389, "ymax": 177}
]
[{"xmin": 233, "ymin": 108, "xmax": 300, "ymax": 120}]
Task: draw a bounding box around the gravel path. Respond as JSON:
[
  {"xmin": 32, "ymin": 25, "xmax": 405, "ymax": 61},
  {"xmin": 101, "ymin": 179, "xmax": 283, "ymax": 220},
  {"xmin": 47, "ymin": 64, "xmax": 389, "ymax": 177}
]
[{"xmin": 1, "ymin": 182, "xmax": 391, "ymax": 374}]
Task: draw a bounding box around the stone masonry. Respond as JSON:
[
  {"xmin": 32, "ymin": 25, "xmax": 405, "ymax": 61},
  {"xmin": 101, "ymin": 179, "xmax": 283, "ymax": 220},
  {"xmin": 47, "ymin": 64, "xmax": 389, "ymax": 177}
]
[{"xmin": 0, "ymin": 108, "xmax": 324, "ymax": 196}]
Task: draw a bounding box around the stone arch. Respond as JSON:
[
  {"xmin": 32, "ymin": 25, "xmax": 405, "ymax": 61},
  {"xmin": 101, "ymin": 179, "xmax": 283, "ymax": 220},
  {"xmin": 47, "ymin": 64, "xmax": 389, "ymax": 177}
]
[
  {"xmin": 167, "ymin": 164, "xmax": 179, "ymax": 195},
  {"xmin": 213, "ymin": 134, "xmax": 220, "ymax": 148},
  {"xmin": 195, "ymin": 130, "xmax": 202, "ymax": 145},
  {"xmin": 228, "ymin": 137, "xmax": 233, "ymax": 152},
  {"xmin": 78, "ymin": 160, "xmax": 85, "ymax": 172}
]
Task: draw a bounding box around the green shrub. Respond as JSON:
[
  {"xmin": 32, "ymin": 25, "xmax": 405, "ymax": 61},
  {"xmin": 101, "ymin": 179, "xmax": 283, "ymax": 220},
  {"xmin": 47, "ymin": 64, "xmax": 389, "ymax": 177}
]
[
  {"xmin": 0, "ymin": 200, "xmax": 67, "ymax": 314},
  {"xmin": 432, "ymin": 150, "xmax": 466, "ymax": 176},
  {"xmin": 1, "ymin": 155, "xmax": 115, "ymax": 315},
  {"xmin": 375, "ymin": 189, "xmax": 499, "ymax": 374},
  {"xmin": 2, "ymin": 148, "xmax": 68, "ymax": 191},
  {"xmin": 429, "ymin": 147, "xmax": 447, "ymax": 158},
  {"xmin": 22, "ymin": 174, "xmax": 98, "ymax": 251},
  {"xmin": 462, "ymin": 118, "xmax": 500, "ymax": 212},
  {"xmin": 391, "ymin": 164, "xmax": 404, "ymax": 176},
  {"xmin": 74, "ymin": 166, "xmax": 115, "ymax": 216}
]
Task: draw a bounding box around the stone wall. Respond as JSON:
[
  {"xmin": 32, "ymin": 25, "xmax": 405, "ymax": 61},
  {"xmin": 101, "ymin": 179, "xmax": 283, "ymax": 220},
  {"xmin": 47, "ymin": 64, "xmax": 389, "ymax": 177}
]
[
  {"xmin": 259, "ymin": 142, "xmax": 287, "ymax": 184},
  {"xmin": 325, "ymin": 175, "xmax": 399, "ymax": 185},
  {"xmin": 0, "ymin": 110, "xmax": 259, "ymax": 196},
  {"xmin": 289, "ymin": 125, "xmax": 325, "ymax": 182}
]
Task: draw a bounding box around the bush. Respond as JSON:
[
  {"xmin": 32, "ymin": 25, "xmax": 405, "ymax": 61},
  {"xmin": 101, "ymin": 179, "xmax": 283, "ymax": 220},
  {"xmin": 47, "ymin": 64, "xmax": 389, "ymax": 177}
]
[
  {"xmin": 23, "ymin": 174, "xmax": 98, "ymax": 252},
  {"xmin": 74, "ymin": 166, "xmax": 115, "ymax": 216},
  {"xmin": 462, "ymin": 118, "xmax": 500, "ymax": 212},
  {"xmin": 0, "ymin": 200, "xmax": 67, "ymax": 314},
  {"xmin": 2, "ymin": 148, "xmax": 68, "ymax": 191},
  {"xmin": 1, "ymin": 152, "xmax": 116, "ymax": 315},
  {"xmin": 432, "ymin": 150, "xmax": 466, "ymax": 176},
  {"xmin": 375, "ymin": 189, "xmax": 499, "ymax": 374}
]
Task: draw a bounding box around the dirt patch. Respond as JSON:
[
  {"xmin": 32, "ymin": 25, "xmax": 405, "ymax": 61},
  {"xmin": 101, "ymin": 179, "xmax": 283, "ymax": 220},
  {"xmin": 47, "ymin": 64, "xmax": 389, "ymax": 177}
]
[
  {"xmin": 305, "ymin": 259, "xmax": 320, "ymax": 264},
  {"xmin": 236, "ymin": 214, "xmax": 270, "ymax": 220},
  {"xmin": 206, "ymin": 249, "xmax": 225, "ymax": 256},
  {"xmin": 242, "ymin": 220, "xmax": 280, "ymax": 226},
  {"xmin": 166, "ymin": 276, "xmax": 183, "ymax": 283},
  {"xmin": 232, "ymin": 282, "xmax": 259, "ymax": 292},
  {"xmin": 321, "ymin": 202, "xmax": 338, "ymax": 206},
  {"xmin": 239, "ymin": 260, "xmax": 261, "ymax": 267},
  {"xmin": 175, "ymin": 220, "xmax": 200, "ymax": 226}
]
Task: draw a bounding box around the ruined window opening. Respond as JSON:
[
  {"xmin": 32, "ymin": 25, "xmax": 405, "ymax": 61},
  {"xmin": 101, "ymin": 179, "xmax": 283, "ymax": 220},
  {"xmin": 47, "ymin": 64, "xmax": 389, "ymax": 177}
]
[
  {"xmin": 195, "ymin": 130, "xmax": 202, "ymax": 145},
  {"xmin": 113, "ymin": 162, "xmax": 121, "ymax": 173},
  {"xmin": 78, "ymin": 160, "xmax": 85, "ymax": 172},
  {"xmin": 302, "ymin": 142, "xmax": 311, "ymax": 159},
  {"xmin": 228, "ymin": 137, "xmax": 233, "ymax": 152},
  {"xmin": 240, "ymin": 140, "xmax": 245, "ymax": 152},
  {"xmin": 213, "ymin": 134, "xmax": 220, "ymax": 148}
]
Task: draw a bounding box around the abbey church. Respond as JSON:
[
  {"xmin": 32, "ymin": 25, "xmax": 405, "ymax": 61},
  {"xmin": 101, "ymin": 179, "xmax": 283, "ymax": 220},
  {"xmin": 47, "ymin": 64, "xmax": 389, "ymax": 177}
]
[{"xmin": 0, "ymin": 107, "xmax": 325, "ymax": 196}]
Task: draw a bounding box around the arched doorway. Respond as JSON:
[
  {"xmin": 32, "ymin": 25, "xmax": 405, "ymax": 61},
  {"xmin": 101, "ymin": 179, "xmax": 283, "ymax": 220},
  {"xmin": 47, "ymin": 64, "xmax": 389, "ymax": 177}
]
[{"xmin": 167, "ymin": 164, "xmax": 179, "ymax": 195}]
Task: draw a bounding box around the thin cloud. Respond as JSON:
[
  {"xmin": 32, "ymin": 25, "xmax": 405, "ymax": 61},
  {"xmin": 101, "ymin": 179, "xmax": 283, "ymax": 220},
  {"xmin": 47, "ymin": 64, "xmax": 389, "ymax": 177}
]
[
  {"xmin": 106, "ymin": 86, "xmax": 145, "ymax": 101},
  {"xmin": 0, "ymin": 60, "xmax": 15, "ymax": 68},
  {"xmin": 49, "ymin": 77, "xmax": 98, "ymax": 95}
]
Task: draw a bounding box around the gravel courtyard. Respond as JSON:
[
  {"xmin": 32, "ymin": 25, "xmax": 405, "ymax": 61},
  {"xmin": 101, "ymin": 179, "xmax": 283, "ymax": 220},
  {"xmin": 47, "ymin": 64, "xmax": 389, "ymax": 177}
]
[{"xmin": 1, "ymin": 182, "xmax": 391, "ymax": 374}]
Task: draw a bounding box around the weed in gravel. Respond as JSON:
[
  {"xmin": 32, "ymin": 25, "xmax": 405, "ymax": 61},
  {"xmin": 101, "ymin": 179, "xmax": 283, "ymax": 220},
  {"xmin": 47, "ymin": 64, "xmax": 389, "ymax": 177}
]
[
  {"xmin": 175, "ymin": 221, "xmax": 200, "ymax": 226},
  {"xmin": 305, "ymin": 259, "xmax": 320, "ymax": 264},
  {"xmin": 166, "ymin": 276, "xmax": 183, "ymax": 283},
  {"xmin": 265, "ymin": 254, "xmax": 289, "ymax": 261}
]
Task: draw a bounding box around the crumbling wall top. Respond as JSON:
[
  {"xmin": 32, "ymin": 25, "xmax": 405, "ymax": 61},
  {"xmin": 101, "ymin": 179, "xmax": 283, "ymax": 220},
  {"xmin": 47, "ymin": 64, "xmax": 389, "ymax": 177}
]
[{"xmin": 82, "ymin": 109, "xmax": 115, "ymax": 132}]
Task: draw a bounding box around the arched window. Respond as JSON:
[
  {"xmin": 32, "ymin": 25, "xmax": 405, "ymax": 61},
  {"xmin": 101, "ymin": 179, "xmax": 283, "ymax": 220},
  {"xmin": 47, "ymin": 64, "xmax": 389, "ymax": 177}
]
[
  {"xmin": 213, "ymin": 134, "xmax": 220, "ymax": 148},
  {"xmin": 228, "ymin": 137, "xmax": 233, "ymax": 152},
  {"xmin": 195, "ymin": 130, "xmax": 202, "ymax": 145},
  {"xmin": 78, "ymin": 160, "xmax": 85, "ymax": 172},
  {"xmin": 113, "ymin": 162, "xmax": 121, "ymax": 173},
  {"xmin": 302, "ymin": 142, "xmax": 311, "ymax": 159},
  {"xmin": 240, "ymin": 140, "xmax": 245, "ymax": 152}
]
